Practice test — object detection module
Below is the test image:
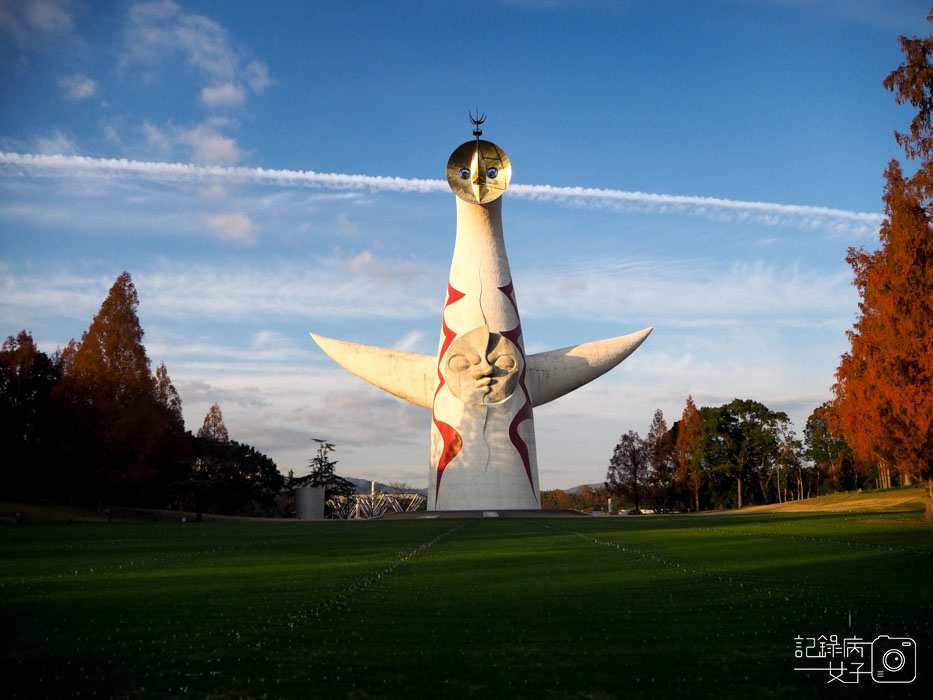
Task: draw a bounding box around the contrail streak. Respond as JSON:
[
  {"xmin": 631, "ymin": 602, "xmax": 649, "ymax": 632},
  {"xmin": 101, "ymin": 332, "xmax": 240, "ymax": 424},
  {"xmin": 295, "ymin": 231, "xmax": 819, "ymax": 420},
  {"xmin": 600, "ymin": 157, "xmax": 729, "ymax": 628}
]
[
  {"xmin": 0, "ymin": 151, "xmax": 883, "ymax": 227},
  {"xmin": 509, "ymin": 183, "xmax": 883, "ymax": 225},
  {"xmin": 0, "ymin": 152, "xmax": 446, "ymax": 193}
]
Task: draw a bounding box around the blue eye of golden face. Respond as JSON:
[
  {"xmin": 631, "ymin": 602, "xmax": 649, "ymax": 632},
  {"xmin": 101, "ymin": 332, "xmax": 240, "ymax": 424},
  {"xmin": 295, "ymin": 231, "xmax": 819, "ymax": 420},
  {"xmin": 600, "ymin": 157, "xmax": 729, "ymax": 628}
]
[
  {"xmin": 486, "ymin": 167, "xmax": 498, "ymax": 178},
  {"xmin": 459, "ymin": 168, "xmax": 470, "ymax": 179}
]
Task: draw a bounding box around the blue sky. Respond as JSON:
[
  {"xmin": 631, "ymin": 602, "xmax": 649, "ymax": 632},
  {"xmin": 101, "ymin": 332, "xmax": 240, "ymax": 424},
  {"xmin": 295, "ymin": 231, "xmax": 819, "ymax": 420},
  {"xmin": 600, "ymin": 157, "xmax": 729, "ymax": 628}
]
[{"xmin": 1, "ymin": 0, "xmax": 928, "ymax": 490}]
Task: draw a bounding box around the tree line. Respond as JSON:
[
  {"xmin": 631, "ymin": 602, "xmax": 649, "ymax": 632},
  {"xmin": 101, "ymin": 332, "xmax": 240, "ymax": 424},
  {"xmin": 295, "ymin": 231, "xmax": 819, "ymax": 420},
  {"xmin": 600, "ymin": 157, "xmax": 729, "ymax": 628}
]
[
  {"xmin": 540, "ymin": 484, "xmax": 612, "ymax": 512},
  {"xmin": 0, "ymin": 272, "xmax": 284, "ymax": 516},
  {"xmin": 603, "ymin": 398, "xmax": 884, "ymax": 514},
  {"xmin": 607, "ymin": 18, "xmax": 933, "ymax": 518}
]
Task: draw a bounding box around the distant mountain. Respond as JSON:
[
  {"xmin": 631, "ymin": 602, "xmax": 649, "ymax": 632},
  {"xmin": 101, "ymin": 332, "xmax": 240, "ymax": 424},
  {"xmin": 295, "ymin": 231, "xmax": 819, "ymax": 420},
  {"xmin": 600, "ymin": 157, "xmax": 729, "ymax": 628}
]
[
  {"xmin": 562, "ymin": 483, "xmax": 605, "ymax": 494},
  {"xmin": 344, "ymin": 476, "xmax": 427, "ymax": 496}
]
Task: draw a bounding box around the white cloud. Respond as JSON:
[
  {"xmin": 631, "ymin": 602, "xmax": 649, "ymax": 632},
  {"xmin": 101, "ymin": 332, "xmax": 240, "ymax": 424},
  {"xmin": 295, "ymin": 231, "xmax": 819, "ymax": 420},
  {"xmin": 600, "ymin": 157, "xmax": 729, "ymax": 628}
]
[
  {"xmin": 348, "ymin": 250, "xmax": 420, "ymax": 285},
  {"xmin": 243, "ymin": 60, "xmax": 273, "ymax": 93},
  {"xmin": 335, "ymin": 212, "xmax": 359, "ymax": 235},
  {"xmin": 122, "ymin": 1, "xmax": 272, "ymax": 107},
  {"xmin": 141, "ymin": 121, "xmax": 171, "ymax": 153},
  {"xmin": 176, "ymin": 123, "xmax": 240, "ymax": 164},
  {"xmin": 125, "ymin": 1, "xmax": 235, "ymax": 81},
  {"xmin": 0, "ymin": 266, "xmax": 110, "ymax": 322},
  {"xmin": 177, "ymin": 378, "xmax": 270, "ymax": 411},
  {"xmin": 57, "ymin": 73, "xmax": 98, "ymax": 100},
  {"xmin": 128, "ymin": 0, "xmax": 177, "ymax": 23},
  {"xmin": 33, "ymin": 131, "xmax": 77, "ymax": 155},
  {"xmin": 251, "ymin": 330, "xmax": 290, "ymax": 351},
  {"xmin": 200, "ymin": 83, "xmax": 245, "ymax": 107},
  {"xmin": 0, "ymin": 0, "xmax": 72, "ymax": 45},
  {"xmin": 137, "ymin": 258, "xmax": 437, "ymax": 320},
  {"xmin": 290, "ymin": 391, "xmax": 424, "ymax": 447},
  {"xmin": 393, "ymin": 330, "xmax": 427, "ymax": 352},
  {"xmin": 199, "ymin": 182, "xmax": 227, "ymax": 199},
  {"xmin": 139, "ymin": 121, "xmax": 240, "ymax": 164},
  {"xmin": 182, "ymin": 378, "xmax": 425, "ymax": 477},
  {"xmin": 102, "ymin": 125, "xmax": 121, "ymax": 144},
  {"xmin": 2, "ymin": 254, "xmax": 850, "ymax": 367},
  {"xmin": 0, "ymin": 260, "xmax": 439, "ymax": 324},
  {"xmin": 0, "ymin": 152, "xmax": 882, "ymax": 234},
  {"xmin": 119, "ymin": 4, "xmax": 256, "ymax": 166},
  {"xmin": 205, "ymin": 212, "xmax": 254, "ymax": 243},
  {"xmin": 518, "ymin": 257, "xmax": 856, "ymax": 326},
  {"xmin": 752, "ymin": 0, "xmax": 929, "ymax": 33}
]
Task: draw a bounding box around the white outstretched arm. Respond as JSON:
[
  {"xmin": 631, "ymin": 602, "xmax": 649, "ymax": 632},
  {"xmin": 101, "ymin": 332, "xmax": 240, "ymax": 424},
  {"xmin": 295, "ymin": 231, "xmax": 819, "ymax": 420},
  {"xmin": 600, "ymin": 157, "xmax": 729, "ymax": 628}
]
[
  {"xmin": 525, "ymin": 327, "xmax": 653, "ymax": 407},
  {"xmin": 310, "ymin": 333, "xmax": 436, "ymax": 409}
]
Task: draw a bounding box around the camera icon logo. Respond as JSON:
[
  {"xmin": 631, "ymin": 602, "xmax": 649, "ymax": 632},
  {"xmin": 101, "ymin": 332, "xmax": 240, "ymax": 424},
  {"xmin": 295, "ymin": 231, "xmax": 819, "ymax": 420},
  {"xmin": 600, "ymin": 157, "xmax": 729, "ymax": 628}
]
[{"xmin": 871, "ymin": 635, "xmax": 916, "ymax": 683}]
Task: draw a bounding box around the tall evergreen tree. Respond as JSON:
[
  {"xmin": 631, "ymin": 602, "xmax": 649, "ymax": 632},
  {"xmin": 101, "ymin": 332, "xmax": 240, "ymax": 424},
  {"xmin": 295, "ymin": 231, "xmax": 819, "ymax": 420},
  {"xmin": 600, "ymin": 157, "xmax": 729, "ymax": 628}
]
[
  {"xmin": 154, "ymin": 363, "xmax": 183, "ymax": 424},
  {"xmin": 833, "ymin": 15, "xmax": 933, "ymax": 518},
  {"xmin": 302, "ymin": 439, "xmax": 355, "ymax": 498},
  {"xmin": 190, "ymin": 403, "xmax": 230, "ymax": 519},
  {"xmin": 64, "ymin": 272, "xmax": 151, "ymax": 391},
  {"xmin": 55, "ymin": 272, "xmax": 185, "ymax": 503},
  {"xmin": 646, "ymin": 409, "xmax": 676, "ymax": 512},
  {"xmin": 285, "ymin": 439, "xmax": 353, "ymax": 517},
  {"xmin": 198, "ymin": 403, "xmax": 229, "ymax": 443},
  {"xmin": 674, "ymin": 395, "xmax": 705, "ymax": 512}
]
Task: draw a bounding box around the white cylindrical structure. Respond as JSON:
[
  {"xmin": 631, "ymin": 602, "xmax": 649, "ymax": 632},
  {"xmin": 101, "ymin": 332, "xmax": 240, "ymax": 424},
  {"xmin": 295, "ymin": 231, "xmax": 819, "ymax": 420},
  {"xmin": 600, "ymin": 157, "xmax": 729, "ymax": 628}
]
[
  {"xmin": 295, "ymin": 486, "xmax": 325, "ymax": 520},
  {"xmin": 429, "ymin": 196, "xmax": 540, "ymax": 510}
]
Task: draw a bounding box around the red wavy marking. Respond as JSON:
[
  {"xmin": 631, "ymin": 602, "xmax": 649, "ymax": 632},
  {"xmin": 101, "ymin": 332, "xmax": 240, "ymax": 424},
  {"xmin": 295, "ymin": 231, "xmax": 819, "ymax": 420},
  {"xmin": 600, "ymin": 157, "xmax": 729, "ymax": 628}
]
[
  {"xmin": 432, "ymin": 415, "xmax": 461, "ymax": 505},
  {"xmin": 433, "ymin": 282, "xmax": 466, "ymax": 504},
  {"xmin": 501, "ymin": 325, "xmax": 535, "ymax": 493},
  {"xmin": 508, "ymin": 400, "xmax": 534, "ymax": 490},
  {"xmin": 498, "ymin": 281, "xmax": 518, "ymax": 314},
  {"xmin": 438, "ymin": 318, "xmax": 458, "ymax": 377},
  {"xmin": 446, "ymin": 282, "xmax": 466, "ymax": 310},
  {"xmin": 437, "ymin": 283, "xmax": 465, "ymax": 380},
  {"xmin": 434, "ymin": 420, "xmax": 462, "ymax": 470}
]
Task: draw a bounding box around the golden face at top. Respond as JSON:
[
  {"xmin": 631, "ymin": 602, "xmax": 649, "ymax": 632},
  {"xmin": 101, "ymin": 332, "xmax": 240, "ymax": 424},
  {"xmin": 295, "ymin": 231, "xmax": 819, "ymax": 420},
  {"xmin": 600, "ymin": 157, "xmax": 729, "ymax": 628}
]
[{"xmin": 446, "ymin": 139, "xmax": 512, "ymax": 204}]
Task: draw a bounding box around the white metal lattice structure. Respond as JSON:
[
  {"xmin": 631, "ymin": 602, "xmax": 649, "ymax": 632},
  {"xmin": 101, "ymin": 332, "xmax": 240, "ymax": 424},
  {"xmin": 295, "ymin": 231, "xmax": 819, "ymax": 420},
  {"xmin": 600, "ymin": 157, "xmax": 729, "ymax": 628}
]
[{"xmin": 326, "ymin": 492, "xmax": 426, "ymax": 519}]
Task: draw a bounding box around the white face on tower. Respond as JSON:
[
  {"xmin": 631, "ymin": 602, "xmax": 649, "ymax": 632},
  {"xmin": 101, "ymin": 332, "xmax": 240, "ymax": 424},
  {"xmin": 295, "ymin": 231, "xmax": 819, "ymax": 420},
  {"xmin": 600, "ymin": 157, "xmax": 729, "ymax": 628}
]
[{"xmin": 444, "ymin": 325, "xmax": 521, "ymax": 404}]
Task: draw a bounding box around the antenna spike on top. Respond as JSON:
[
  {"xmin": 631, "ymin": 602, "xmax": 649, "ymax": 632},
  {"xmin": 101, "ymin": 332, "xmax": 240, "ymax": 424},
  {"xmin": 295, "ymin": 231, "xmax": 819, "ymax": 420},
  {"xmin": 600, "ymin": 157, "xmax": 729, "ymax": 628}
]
[{"xmin": 469, "ymin": 108, "xmax": 485, "ymax": 137}]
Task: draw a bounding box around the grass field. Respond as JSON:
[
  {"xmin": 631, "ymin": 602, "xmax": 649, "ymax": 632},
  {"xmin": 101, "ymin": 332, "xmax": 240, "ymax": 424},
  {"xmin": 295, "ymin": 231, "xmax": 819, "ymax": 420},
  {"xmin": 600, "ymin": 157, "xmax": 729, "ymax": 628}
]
[{"xmin": 2, "ymin": 503, "xmax": 931, "ymax": 698}]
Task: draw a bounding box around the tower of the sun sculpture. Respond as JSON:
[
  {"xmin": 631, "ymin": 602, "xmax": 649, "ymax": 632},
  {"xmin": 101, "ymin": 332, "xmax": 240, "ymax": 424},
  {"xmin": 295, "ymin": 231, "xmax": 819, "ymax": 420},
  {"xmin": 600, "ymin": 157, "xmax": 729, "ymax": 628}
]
[{"xmin": 311, "ymin": 115, "xmax": 653, "ymax": 510}]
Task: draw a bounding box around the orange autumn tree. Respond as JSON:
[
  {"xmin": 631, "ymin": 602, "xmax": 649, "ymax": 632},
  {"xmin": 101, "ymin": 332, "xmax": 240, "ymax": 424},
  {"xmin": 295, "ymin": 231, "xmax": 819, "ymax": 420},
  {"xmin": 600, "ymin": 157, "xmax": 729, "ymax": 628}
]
[
  {"xmin": 198, "ymin": 403, "xmax": 230, "ymax": 443},
  {"xmin": 674, "ymin": 395, "xmax": 705, "ymax": 512},
  {"xmin": 833, "ymin": 15, "xmax": 933, "ymax": 519},
  {"xmin": 57, "ymin": 272, "xmax": 186, "ymax": 501}
]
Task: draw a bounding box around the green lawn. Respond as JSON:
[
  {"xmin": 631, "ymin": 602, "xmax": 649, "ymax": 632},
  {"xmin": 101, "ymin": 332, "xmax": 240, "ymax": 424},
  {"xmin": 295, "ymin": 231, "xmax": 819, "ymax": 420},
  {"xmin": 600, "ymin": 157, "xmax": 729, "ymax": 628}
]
[{"xmin": 2, "ymin": 512, "xmax": 930, "ymax": 699}]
